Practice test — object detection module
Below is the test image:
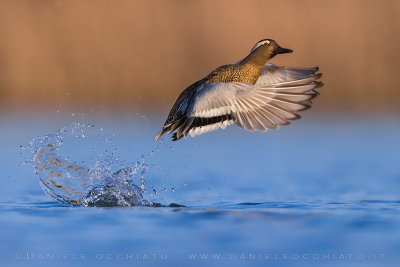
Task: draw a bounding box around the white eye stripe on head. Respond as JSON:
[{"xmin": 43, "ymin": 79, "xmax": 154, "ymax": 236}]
[{"xmin": 250, "ymin": 40, "xmax": 271, "ymax": 53}]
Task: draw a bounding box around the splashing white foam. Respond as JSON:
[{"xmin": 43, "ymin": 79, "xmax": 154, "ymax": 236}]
[{"xmin": 24, "ymin": 123, "xmax": 152, "ymax": 207}]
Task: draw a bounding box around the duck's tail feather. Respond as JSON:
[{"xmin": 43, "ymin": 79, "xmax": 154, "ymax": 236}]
[
  {"xmin": 155, "ymin": 119, "xmax": 186, "ymax": 142},
  {"xmin": 155, "ymin": 124, "xmax": 173, "ymax": 142}
]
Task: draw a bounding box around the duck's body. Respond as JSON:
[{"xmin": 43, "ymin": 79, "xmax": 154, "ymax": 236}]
[{"xmin": 155, "ymin": 39, "xmax": 323, "ymax": 141}]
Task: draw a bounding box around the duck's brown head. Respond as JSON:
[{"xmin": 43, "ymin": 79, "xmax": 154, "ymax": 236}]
[{"xmin": 241, "ymin": 39, "xmax": 293, "ymax": 66}]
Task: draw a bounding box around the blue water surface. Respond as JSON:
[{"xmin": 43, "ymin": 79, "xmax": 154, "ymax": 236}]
[{"xmin": 0, "ymin": 113, "xmax": 399, "ymax": 267}]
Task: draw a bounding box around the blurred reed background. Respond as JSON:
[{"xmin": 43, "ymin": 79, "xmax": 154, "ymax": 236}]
[{"xmin": 0, "ymin": 0, "xmax": 399, "ymax": 114}]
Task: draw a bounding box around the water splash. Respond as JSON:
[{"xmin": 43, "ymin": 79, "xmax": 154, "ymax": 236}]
[{"xmin": 24, "ymin": 123, "xmax": 152, "ymax": 207}]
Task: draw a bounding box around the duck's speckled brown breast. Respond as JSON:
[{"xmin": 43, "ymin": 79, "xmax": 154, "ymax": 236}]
[{"xmin": 207, "ymin": 64, "xmax": 261, "ymax": 84}]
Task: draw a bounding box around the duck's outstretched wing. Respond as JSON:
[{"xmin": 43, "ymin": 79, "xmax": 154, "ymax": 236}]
[
  {"xmin": 156, "ymin": 65, "xmax": 322, "ymax": 141},
  {"xmin": 256, "ymin": 63, "xmax": 321, "ymax": 86}
]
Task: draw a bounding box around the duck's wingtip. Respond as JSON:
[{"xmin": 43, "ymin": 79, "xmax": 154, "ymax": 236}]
[{"xmin": 155, "ymin": 130, "xmax": 164, "ymax": 142}]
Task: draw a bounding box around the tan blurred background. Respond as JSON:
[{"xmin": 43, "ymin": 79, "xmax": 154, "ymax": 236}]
[{"xmin": 0, "ymin": 0, "xmax": 399, "ymax": 114}]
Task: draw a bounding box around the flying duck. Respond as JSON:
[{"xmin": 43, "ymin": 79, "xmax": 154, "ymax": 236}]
[{"xmin": 155, "ymin": 39, "xmax": 323, "ymax": 141}]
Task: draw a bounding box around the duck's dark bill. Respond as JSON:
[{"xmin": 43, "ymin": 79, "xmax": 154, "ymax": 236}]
[{"xmin": 275, "ymin": 46, "xmax": 293, "ymax": 54}]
